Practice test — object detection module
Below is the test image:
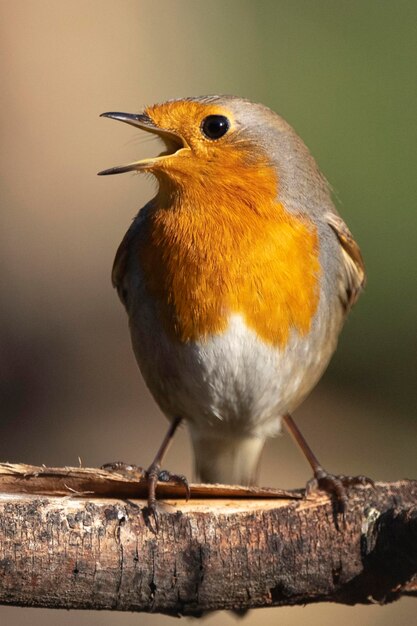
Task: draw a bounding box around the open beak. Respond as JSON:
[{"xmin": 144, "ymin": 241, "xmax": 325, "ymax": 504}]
[{"xmin": 97, "ymin": 112, "xmax": 187, "ymax": 175}]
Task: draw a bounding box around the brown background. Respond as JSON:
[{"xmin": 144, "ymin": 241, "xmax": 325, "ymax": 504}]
[{"xmin": 0, "ymin": 1, "xmax": 416, "ymax": 624}]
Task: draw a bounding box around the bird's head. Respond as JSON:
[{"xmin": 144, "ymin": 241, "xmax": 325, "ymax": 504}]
[
  {"xmin": 99, "ymin": 97, "xmax": 289, "ymax": 199},
  {"xmin": 98, "ymin": 96, "xmax": 329, "ymax": 217}
]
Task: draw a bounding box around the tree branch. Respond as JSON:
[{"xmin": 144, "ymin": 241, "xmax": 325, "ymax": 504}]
[{"xmin": 0, "ymin": 463, "xmax": 415, "ymax": 614}]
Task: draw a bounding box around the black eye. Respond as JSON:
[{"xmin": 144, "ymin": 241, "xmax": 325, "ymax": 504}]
[{"xmin": 201, "ymin": 115, "xmax": 230, "ymax": 140}]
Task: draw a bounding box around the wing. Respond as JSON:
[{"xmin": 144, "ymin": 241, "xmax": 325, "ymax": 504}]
[
  {"xmin": 112, "ymin": 226, "xmax": 133, "ymax": 307},
  {"xmin": 325, "ymin": 211, "xmax": 366, "ymax": 311},
  {"xmin": 112, "ymin": 203, "xmax": 152, "ymax": 308}
]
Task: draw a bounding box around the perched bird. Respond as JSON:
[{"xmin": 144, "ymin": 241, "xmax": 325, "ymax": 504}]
[{"xmin": 99, "ymin": 96, "xmax": 367, "ymax": 514}]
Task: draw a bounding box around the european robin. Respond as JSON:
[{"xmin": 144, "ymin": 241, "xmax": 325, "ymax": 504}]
[{"xmin": 99, "ymin": 96, "xmax": 368, "ymax": 516}]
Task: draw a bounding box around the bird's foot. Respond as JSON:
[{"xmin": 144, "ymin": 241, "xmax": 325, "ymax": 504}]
[
  {"xmin": 101, "ymin": 460, "xmax": 190, "ymax": 533},
  {"xmin": 306, "ymin": 467, "xmax": 374, "ymax": 520},
  {"xmin": 145, "ymin": 462, "xmax": 190, "ymax": 532}
]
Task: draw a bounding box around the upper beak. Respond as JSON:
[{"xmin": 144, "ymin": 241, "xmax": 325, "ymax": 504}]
[{"xmin": 97, "ymin": 111, "xmax": 186, "ymax": 176}]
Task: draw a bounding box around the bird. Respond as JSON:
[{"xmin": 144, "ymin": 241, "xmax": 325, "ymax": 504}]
[{"xmin": 98, "ymin": 95, "xmax": 368, "ymax": 517}]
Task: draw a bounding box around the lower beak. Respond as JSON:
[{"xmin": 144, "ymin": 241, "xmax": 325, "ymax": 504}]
[{"xmin": 98, "ymin": 111, "xmax": 185, "ymax": 176}]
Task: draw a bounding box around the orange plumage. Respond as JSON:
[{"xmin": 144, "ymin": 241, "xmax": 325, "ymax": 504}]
[{"xmin": 138, "ymin": 185, "xmax": 320, "ymax": 347}]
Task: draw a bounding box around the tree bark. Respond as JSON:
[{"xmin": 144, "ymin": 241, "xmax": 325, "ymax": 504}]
[{"xmin": 0, "ymin": 463, "xmax": 415, "ymax": 615}]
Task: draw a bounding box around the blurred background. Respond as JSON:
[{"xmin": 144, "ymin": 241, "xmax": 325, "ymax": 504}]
[{"xmin": 0, "ymin": 1, "xmax": 416, "ymax": 624}]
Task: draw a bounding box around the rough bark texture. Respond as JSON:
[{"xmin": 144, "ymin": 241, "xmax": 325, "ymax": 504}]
[{"xmin": 0, "ymin": 464, "xmax": 415, "ymax": 615}]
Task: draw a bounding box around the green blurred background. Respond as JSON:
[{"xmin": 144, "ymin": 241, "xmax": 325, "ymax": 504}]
[{"xmin": 0, "ymin": 1, "xmax": 416, "ymax": 624}]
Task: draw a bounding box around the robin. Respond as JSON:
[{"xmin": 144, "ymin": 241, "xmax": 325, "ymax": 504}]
[{"xmin": 99, "ymin": 96, "xmax": 368, "ymax": 517}]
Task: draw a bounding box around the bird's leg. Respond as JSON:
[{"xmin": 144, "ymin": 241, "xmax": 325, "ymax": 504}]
[
  {"xmin": 102, "ymin": 416, "xmax": 189, "ymax": 531},
  {"xmin": 144, "ymin": 416, "xmax": 190, "ymax": 524},
  {"xmin": 282, "ymin": 413, "xmax": 373, "ymax": 516}
]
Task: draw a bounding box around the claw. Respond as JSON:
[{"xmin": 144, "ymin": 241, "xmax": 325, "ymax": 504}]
[
  {"xmin": 306, "ymin": 468, "xmax": 374, "ymax": 522},
  {"xmin": 143, "ymin": 463, "xmax": 190, "ymax": 533},
  {"xmin": 340, "ymin": 474, "xmax": 375, "ymax": 488},
  {"xmin": 307, "ymin": 472, "xmax": 347, "ymax": 516},
  {"xmin": 143, "ymin": 501, "xmax": 160, "ymax": 534},
  {"xmin": 102, "ymin": 459, "xmax": 190, "ymax": 533},
  {"xmin": 158, "ymin": 470, "xmax": 190, "ymax": 500}
]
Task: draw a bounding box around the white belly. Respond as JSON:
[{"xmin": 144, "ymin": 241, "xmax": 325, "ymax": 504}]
[{"xmin": 130, "ymin": 310, "xmax": 340, "ymax": 440}]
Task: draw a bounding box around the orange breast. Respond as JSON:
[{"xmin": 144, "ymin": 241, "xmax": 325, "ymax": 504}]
[{"xmin": 138, "ymin": 160, "xmax": 320, "ymax": 348}]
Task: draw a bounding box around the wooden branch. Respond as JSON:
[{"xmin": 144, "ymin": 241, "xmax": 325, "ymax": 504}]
[{"xmin": 0, "ymin": 463, "xmax": 415, "ymax": 615}]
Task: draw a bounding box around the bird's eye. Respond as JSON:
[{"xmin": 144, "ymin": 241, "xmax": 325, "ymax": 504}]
[{"xmin": 201, "ymin": 115, "xmax": 230, "ymax": 140}]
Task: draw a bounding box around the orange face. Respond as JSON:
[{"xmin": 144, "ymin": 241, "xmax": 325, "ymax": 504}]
[{"xmin": 104, "ymin": 98, "xmax": 321, "ymax": 347}]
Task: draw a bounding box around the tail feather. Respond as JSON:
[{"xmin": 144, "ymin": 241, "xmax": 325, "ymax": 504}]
[{"xmin": 190, "ymin": 434, "xmax": 266, "ymax": 485}]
